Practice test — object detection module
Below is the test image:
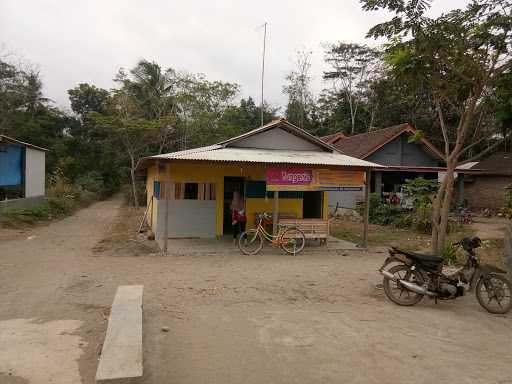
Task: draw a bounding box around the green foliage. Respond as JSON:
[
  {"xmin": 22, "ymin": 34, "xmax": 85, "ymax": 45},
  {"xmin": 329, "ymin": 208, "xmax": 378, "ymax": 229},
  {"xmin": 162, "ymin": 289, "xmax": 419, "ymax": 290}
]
[
  {"xmin": 75, "ymin": 171, "xmax": 105, "ymax": 195},
  {"xmin": 504, "ymin": 184, "xmax": 512, "ymax": 219},
  {"xmin": 358, "ymin": 193, "xmax": 403, "ymax": 225},
  {"xmin": 390, "ymin": 213, "xmax": 411, "ymax": 228},
  {"xmin": 358, "ymin": 185, "xmax": 437, "ymax": 234},
  {"xmin": 1, "ymin": 172, "xmax": 104, "ymax": 228},
  {"xmin": 442, "ymin": 243, "xmax": 458, "ymax": 265},
  {"xmin": 403, "ymin": 177, "xmax": 438, "ymax": 208},
  {"xmin": 411, "ymin": 200, "xmax": 433, "ymax": 234},
  {"xmin": 407, "ymin": 130, "xmax": 424, "ymax": 143},
  {"xmin": 68, "ymin": 83, "xmax": 109, "ymax": 118}
]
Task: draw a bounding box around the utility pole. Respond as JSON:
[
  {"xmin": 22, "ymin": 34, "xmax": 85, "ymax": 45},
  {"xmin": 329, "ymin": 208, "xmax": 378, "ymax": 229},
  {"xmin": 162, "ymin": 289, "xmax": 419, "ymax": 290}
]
[{"xmin": 258, "ymin": 22, "xmax": 267, "ymax": 127}]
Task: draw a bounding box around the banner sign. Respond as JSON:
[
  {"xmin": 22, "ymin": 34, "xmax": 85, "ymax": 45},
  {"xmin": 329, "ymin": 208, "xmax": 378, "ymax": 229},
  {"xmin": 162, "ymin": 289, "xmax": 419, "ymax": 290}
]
[
  {"xmin": 266, "ymin": 168, "xmax": 364, "ymax": 191},
  {"xmin": 266, "ymin": 168, "xmax": 313, "ymax": 186}
]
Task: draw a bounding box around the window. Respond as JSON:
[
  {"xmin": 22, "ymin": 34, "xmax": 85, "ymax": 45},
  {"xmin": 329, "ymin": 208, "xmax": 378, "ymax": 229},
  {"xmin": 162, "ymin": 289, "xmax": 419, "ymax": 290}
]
[
  {"xmin": 245, "ymin": 181, "xmax": 303, "ymax": 199},
  {"xmin": 155, "ymin": 181, "xmax": 216, "ymax": 200},
  {"xmin": 184, "ymin": 183, "xmax": 198, "ymax": 199}
]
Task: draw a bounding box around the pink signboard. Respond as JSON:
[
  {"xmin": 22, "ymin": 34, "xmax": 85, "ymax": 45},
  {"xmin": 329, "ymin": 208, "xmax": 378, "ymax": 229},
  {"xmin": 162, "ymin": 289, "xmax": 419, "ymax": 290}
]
[{"xmin": 266, "ymin": 168, "xmax": 313, "ymax": 187}]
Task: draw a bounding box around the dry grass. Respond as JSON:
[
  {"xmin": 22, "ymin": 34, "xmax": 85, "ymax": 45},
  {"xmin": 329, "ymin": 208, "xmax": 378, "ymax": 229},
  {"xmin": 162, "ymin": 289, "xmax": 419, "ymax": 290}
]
[
  {"xmin": 331, "ymin": 219, "xmax": 506, "ymax": 268},
  {"xmin": 93, "ymin": 204, "xmax": 159, "ymax": 255},
  {"xmin": 331, "ymin": 219, "xmax": 432, "ymax": 251}
]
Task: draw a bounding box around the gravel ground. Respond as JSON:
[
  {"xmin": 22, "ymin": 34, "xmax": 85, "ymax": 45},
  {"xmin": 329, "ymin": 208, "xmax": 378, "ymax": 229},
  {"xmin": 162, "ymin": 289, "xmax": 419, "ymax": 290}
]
[{"xmin": 0, "ymin": 197, "xmax": 511, "ymax": 384}]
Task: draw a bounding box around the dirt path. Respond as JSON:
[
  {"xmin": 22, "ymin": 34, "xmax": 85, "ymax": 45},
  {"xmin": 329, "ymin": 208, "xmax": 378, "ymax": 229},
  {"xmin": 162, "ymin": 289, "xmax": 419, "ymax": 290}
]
[
  {"xmin": 470, "ymin": 216, "xmax": 509, "ymax": 239},
  {"xmin": 1, "ymin": 199, "xmax": 512, "ymax": 384},
  {"xmin": 0, "ymin": 197, "xmax": 122, "ymax": 383}
]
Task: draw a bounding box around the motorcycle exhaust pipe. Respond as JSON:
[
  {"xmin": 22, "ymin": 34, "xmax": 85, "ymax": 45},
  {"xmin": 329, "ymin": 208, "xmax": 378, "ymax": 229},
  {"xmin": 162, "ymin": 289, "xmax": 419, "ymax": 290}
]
[
  {"xmin": 380, "ymin": 270, "xmax": 437, "ymax": 296},
  {"xmin": 399, "ymin": 280, "xmax": 436, "ymax": 296},
  {"xmin": 381, "ymin": 270, "xmax": 397, "ymax": 281}
]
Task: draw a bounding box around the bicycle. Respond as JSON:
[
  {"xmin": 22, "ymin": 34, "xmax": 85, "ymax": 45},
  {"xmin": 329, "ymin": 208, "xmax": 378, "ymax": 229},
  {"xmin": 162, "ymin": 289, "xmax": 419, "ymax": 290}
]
[{"xmin": 238, "ymin": 213, "xmax": 306, "ymax": 255}]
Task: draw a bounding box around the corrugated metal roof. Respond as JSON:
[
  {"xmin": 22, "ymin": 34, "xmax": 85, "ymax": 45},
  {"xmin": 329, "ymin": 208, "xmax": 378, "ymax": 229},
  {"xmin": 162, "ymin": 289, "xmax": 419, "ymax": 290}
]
[
  {"xmin": 148, "ymin": 146, "xmax": 383, "ymax": 168},
  {"xmin": 457, "ymin": 161, "xmax": 479, "ymax": 170},
  {"xmin": 0, "ymin": 135, "xmax": 48, "ymax": 152}
]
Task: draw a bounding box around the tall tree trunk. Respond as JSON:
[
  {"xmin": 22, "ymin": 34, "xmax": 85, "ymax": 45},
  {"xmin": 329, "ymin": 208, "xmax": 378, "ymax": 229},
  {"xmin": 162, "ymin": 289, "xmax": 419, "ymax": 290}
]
[
  {"xmin": 431, "ymin": 93, "xmax": 479, "ymax": 255},
  {"xmin": 129, "ymin": 153, "xmax": 139, "ymax": 209}
]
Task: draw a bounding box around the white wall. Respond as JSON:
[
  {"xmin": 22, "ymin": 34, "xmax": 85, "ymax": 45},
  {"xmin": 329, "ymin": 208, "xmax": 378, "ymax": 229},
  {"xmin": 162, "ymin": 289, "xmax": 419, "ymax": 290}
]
[
  {"xmin": 25, "ymin": 148, "xmax": 45, "ymax": 197},
  {"xmin": 155, "ymin": 199, "xmax": 217, "ymax": 242},
  {"xmin": 328, "ymin": 189, "xmax": 364, "ymax": 211}
]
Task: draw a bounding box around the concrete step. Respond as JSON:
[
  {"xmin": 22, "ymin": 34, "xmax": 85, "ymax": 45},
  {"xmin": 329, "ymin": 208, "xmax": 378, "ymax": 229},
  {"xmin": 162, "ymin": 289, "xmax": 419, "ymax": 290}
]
[{"xmin": 96, "ymin": 285, "xmax": 143, "ymax": 383}]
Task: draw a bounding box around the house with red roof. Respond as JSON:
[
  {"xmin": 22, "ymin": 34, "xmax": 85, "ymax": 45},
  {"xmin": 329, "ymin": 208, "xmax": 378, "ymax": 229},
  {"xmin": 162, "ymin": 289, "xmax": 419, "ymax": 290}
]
[{"xmin": 321, "ymin": 123, "xmax": 447, "ymax": 210}]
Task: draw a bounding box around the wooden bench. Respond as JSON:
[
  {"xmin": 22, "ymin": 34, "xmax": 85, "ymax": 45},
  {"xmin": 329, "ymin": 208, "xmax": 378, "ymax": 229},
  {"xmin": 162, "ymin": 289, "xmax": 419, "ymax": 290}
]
[
  {"xmin": 96, "ymin": 285, "xmax": 143, "ymax": 383},
  {"xmin": 279, "ymin": 218, "xmax": 330, "ymax": 245}
]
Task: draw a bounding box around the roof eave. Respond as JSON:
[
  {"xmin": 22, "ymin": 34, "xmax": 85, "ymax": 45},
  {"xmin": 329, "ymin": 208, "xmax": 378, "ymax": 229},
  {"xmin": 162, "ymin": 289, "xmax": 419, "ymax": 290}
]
[{"xmin": 0, "ymin": 135, "xmax": 49, "ymax": 152}]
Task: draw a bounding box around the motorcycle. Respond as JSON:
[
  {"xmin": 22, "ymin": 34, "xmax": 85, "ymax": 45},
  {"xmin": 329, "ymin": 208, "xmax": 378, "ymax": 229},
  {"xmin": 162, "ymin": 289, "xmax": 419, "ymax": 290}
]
[{"xmin": 379, "ymin": 237, "xmax": 512, "ymax": 314}]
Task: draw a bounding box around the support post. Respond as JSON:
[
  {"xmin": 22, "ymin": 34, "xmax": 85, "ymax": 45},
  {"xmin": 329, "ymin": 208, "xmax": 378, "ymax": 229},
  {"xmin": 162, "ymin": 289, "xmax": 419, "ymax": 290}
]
[
  {"xmin": 272, "ymin": 191, "xmax": 279, "ymax": 235},
  {"xmin": 363, "ymin": 169, "xmax": 371, "ymax": 248},
  {"xmin": 457, "ymin": 173, "xmax": 465, "ymax": 207},
  {"xmin": 374, "ymin": 171, "xmax": 382, "ymax": 198},
  {"xmin": 163, "ymin": 191, "xmax": 169, "ymax": 255}
]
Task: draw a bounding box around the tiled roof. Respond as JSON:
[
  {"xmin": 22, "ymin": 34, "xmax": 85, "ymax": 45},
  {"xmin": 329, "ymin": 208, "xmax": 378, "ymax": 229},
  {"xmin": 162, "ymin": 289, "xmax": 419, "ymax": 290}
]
[
  {"xmin": 325, "ymin": 123, "xmax": 444, "ymax": 161},
  {"xmin": 330, "ymin": 124, "xmax": 409, "ymax": 158},
  {"xmin": 320, "ymin": 132, "xmax": 346, "ymax": 145}
]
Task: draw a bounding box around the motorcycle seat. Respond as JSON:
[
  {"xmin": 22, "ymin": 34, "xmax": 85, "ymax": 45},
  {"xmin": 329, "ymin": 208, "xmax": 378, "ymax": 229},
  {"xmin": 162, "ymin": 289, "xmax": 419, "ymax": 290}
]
[{"xmin": 392, "ymin": 247, "xmax": 443, "ymax": 263}]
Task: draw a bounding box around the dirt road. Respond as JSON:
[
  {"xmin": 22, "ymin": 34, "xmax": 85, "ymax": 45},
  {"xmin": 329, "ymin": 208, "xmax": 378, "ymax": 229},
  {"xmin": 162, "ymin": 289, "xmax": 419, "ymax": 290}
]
[{"xmin": 1, "ymin": 199, "xmax": 511, "ymax": 384}]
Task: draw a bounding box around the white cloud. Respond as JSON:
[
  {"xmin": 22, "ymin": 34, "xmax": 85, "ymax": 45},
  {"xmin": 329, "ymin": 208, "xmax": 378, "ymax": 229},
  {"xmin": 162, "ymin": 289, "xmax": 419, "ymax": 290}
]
[{"xmin": 0, "ymin": 0, "xmax": 470, "ymax": 112}]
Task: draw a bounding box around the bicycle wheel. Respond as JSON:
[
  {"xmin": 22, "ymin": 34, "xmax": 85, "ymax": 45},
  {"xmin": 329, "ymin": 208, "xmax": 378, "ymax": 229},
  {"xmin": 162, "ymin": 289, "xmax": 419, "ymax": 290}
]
[
  {"xmin": 238, "ymin": 230, "xmax": 263, "ymax": 255},
  {"xmin": 280, "ymin": 227, "xmax": 306, "ymax": 255}
]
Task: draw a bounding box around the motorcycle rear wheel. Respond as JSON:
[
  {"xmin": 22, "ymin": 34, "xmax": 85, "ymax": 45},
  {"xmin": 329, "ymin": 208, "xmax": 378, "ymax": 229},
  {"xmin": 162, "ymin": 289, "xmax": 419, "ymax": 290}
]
[
  {"xmin": 383, "ymin": 264, "xmax": 424, "ymax": 306},
  {"xmin": 475, "ymin": 274, "xmax": 512, "ymax": 314}
]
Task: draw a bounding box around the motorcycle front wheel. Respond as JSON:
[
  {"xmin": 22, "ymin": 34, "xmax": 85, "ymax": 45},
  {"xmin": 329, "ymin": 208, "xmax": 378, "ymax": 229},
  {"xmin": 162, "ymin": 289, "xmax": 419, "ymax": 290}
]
[
  {"xmin": 383, "ymin": 264, "xmax": 424, "ymax": 306},
  {"xmin": 475, "ymin": 274, "xmax": 512, "ymax": 314}
]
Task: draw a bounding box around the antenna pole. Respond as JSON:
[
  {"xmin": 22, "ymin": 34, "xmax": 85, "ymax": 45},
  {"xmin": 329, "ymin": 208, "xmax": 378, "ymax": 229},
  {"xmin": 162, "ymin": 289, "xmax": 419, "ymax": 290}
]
[{"xmin": 260, "ymin": 22, "xmax": 267, "ymax": 127}]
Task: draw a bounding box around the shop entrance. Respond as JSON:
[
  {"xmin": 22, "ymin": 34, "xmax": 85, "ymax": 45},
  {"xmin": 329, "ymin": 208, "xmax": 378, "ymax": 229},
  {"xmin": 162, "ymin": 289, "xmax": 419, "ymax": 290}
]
[
  {"xmin": 303, "ymin": 191, "xmax": 323, "ymax": 219},
  {"xmin": 223, "ymin": 177, "xmax": 245, "ymax": 234}
]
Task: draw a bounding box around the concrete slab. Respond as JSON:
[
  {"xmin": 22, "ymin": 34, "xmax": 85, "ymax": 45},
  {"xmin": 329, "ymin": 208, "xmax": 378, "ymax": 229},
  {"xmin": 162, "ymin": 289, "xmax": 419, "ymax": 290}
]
[
  {"xmin": 160, "ymin": 235, "xmax": 358, "ymax": 256},
  {"xmin": 96, "ymin": 285, "xmax": 143, "ymax": 383}
]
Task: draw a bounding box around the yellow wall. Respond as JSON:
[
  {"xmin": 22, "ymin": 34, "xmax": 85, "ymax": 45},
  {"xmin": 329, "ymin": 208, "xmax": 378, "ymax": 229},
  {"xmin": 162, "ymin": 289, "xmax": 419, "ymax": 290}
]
[
  {"xmin": 146, "ymin": 162, "xmax": 328, "ymax": 236},
  {"xmin": 245, "ymin": 197, "xmax": 303, "ymax": 230}
]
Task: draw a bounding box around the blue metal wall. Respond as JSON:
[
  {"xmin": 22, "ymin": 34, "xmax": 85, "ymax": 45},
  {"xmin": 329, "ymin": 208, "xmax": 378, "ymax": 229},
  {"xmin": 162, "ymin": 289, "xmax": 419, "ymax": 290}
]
[{"xmin": 0, "ymin": 144, "xmax": 23, "ymax": 186}]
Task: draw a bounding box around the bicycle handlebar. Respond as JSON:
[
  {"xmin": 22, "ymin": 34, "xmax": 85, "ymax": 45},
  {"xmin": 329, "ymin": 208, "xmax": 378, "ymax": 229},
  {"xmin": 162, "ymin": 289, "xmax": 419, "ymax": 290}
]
[{"xmin": 256, "ymin": 213, "xmax": 272, "ymax": 222}]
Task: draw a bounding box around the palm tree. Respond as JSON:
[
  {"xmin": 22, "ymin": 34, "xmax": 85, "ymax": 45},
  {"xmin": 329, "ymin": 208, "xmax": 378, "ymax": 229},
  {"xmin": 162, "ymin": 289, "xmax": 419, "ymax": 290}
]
[{"xmin": 128, "ymin": 60, "xmax": 177, "ymax": 119}]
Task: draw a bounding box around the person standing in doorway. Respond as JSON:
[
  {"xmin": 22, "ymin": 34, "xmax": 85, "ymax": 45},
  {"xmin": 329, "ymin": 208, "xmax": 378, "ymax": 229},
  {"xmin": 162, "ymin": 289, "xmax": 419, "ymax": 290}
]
[{"xmin": 231, "ymin": 191, "xmax": 247, "ymax": 244}]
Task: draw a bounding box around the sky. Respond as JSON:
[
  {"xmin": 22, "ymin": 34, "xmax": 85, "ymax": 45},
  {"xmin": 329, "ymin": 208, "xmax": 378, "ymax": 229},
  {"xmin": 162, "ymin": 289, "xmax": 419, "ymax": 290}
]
[{"xmin": 0, "ymin": 0, "xmax": 470, "ymax": 113}]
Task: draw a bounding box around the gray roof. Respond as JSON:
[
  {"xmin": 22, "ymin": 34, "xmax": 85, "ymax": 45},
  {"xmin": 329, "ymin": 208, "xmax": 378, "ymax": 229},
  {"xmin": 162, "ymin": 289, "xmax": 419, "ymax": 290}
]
[
  {"xmin": 148, "ymin": 145, "xmax": 382, "ymax": 168},
  {"xmin": 141, "ymin": 119, "xmax": 383, "ymax": 169}
]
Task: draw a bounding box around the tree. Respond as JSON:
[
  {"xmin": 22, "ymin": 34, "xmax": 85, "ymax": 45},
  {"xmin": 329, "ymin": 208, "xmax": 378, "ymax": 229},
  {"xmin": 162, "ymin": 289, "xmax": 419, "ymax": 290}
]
[
  {"xmin": 283, "ymin": 49, "xmax": 314, "ymax": 129},
  {"xmin": 173, "ymin": 73, "xmax": 239, "ymax": 148},
  {"xmin": 68, "ymin": 83, "xmax": 109, "ymax": 119},
  {"xmin": 220, "ymin": 97, "xmax": 276, "ymax": 134},
  {"xmin": 362, "ymin": 0, "xmax": 512, "ymax": 255},
  {"xmin": 127, "ymin": 60, "xmax": 178, "ymax": 120},
  {"xmin": 89, "ymin": 88, "xmax": 171, "ymax": 209},
  {"xmin": 323, "ymin": 42, "xmax": 380, "ymax": 134}
]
